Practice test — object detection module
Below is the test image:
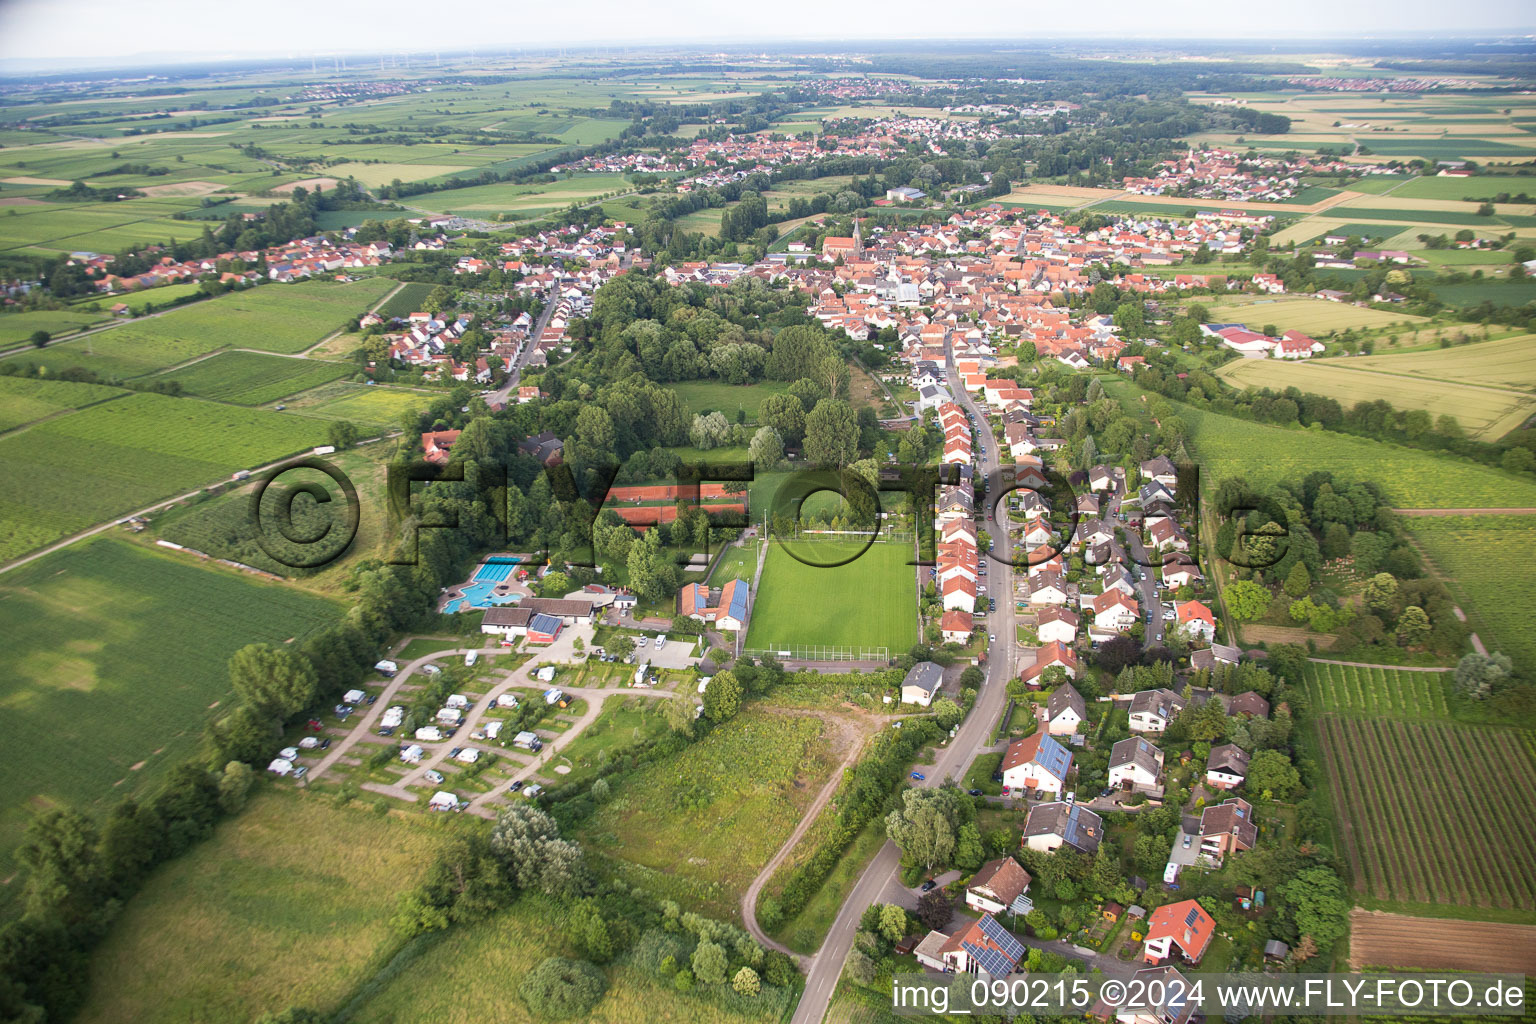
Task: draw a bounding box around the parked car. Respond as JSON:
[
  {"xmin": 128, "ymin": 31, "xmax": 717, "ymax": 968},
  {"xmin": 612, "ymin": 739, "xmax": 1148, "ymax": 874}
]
[
  {"xmin": 379, "ymin": 726, "xmax": 394, "ymax": 737},
  {"xmin": 318, "ymin": 738, "xmax": 331, "ymax": 750},
  {"xmin": 910, "ymin": 771, "xmax": 926, "ymax": 781},
  {"xmin": 333, "ymin": 704, "xmax": 352, "ymax": 715},
  {"xmin": 1064, "ymin": 791, "xmax": 1075, "ymax": 805},
  {"xmin": 425, "ymin": 770, "xmax": 444, "ymax": 784},
  {"xmin": 292, "ymin": 766, "xmax": 308, "ymax": 779},
  {"xmin": 1100, "ymin": 787, "xmax": 1114, "ymax": 798},
  {"xmin": 449, "ymin": 747, "xmax": 463, "ymax": 758},
  {"xmin": 1182, "ymin": 833, "xmax": 1193, "ymax": 848},
  {"xmin": 968, "ymin": 788, "xmax": 982, "ymax": 797},
  {"xmin": 365, "ymin": 694, "xmax": 378, "ymax": 705},
  {"xmin": 509, "ymin": 780, "xmax": 524, "ymax": 793},
  {"xmin": 920, "ymin": 879, "xmax": 938, "ymax": 892},
  {"xmin": 988, "ymin": 634, "xmax": 996, "ymax": 643}
]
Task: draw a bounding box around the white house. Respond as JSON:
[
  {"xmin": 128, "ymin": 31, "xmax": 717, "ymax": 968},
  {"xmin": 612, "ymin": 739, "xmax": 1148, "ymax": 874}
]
[
  {"xmin": 1128, "ymin": 689, "xmax": 1186, "ymax": 734},
  {"xmin": 1206, "ymin": 743, "xmax": 1250, "ymax": 790},
  {"xmin": 1036, "ymin": 607, "xmax": 1078, "ymax": 645},
  {"xmin": 1108, "ymin": 736, "xmax": 1165, "ymax": 794},
  {"xmin": 1001, "ymin": 732, "xmax": 1072, "ymax": 798},
  {"xmin": 965, "ymin": 857, "xmax": 1032, "ymax": 915},
  {"xmin": 1043, "ymin": 683, "xmax": 1086, "ymax": 736},
  {"xmin": 901, "ymin": 661, "xmax": 944, "ymax": 707}
]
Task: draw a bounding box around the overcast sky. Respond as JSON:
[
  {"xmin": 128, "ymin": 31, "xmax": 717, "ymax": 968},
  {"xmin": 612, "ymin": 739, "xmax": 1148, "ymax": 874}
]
[{"xmin": 0, "ymin": 0, "xmax": 1532, "ymax": 67}]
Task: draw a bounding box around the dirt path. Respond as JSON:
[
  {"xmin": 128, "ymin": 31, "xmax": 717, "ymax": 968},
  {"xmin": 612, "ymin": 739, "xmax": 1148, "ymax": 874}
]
[
  {"xmin": 299, "ymin": 280, "xmax": 406, "ymax": 358},
  {"xmin": 1306, "ymin": 658, "xmax": 1451, "ymax": 672},
  {"xmin": 739, "ymin": 709, "xmax": 881, "ymax": 964},
  {"xmin": 0, "ymin": 432, "xmax": 395, "ymax": 576},
  {"xmin": 1348, "ymin": 909, "xmax": 1536, "ymax": 973}
]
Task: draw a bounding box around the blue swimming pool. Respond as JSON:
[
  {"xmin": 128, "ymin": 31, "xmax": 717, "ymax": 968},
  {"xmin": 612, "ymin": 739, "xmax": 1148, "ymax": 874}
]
[
  {"xmin": 451, "ymin": 583, "xmax": 522, "ymax": 613},
  {"xmin": 474, "ymin": 559, "xmax": 518, "ymax": 583}
]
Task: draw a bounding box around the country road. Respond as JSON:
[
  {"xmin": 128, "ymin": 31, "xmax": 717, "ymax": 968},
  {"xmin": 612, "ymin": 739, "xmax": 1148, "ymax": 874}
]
[{"xmin": 787, "ymin": 346, "xmax": 1018, "ymax": 1024}]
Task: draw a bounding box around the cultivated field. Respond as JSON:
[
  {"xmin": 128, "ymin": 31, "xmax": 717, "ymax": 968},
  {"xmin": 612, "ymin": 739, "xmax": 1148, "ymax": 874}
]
[
  {"xmin": 1, "ymin": 279, "xmax": 395, "ymax": 380},
  {"xmin": 0, "ymin": 540, "xmax": 340, "ymax": 888},
  {"xmin": 285, "ymin": 382, "xmax": 434, "ymax": 430},
  {"xmin": 408, "ymin": 173, "xmax": 630, "ymax": 217},
  {"xmin": 375, "ymin": 280, "xmax": 436, "ymax": 319},
  {"xmin": 1216, "ymin": 358, "xmax": 1536, "ymax": 441},
  {"xmin": 1342, "ymin": 334, "xmax": 1536, "ymax": 391},
  {"xmin": 155, "ymin": 350, "xmax": 354, "ymax": 405},
  {"xmin": 1405, "ymin": 514, "xmax": 1536, "ymax": 674},
  {"xmin": 1150, "ymin": 396, "xmax": 1536, "ymax": 509},
  {"xmin": 1348, "ymin": 910, "xmax": 1536, "ymax": 974},
  {"xmin": 1314, "ymin": 716, "xmax": 1536, "ymax": 913},
  {"xmin": 1131, "ymin": 392, "xmax": 1536, "ymax": 509},
  {"xmin": 0, "ymin": 392, "xmax": 329, "ymax": 560},
  {"xmin": 0, "ymin": 375, "xmax": 124, "ymax": 431},
  {"xmin": 137, "ymin": 278, "xmax": 397, "ymax": 354},
  {"xmin": 152, "ymin": 443, "xmax": 395, "ymax": 590},
  {"xmin": 72, "ymin": 792, "xmax": 457, "ymax": 1024},
  {"xmin": 578, "ymin": 709, "xmax": 842, "ymax": 917},
  {"xmin": 0, "ymin": 308, "xmax": 110, "ymax": 346},
  {"xmin": 1206, "ymin": 297, "xmax": 1427, "ymax": 336},
  {"xmin": 745, "ymin": 539, "xmax": 917, "ymax": 654},
  {"xmin": 1301, "ymin": 662, "xmax": 1451, "ymax": 719}
]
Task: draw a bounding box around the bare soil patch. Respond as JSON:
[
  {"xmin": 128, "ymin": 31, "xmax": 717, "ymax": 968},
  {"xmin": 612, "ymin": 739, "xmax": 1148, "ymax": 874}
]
[
  {"xmin": 1348, "ymin": 910, "xmax": 1536, "ymax": 973},
  {"xmin": 135, "ymin": 181, "xmax": 227, "ymax": 198},
  {"xmin": 270, "ymin": 177, "xmax": 339, "ymax": 194}
]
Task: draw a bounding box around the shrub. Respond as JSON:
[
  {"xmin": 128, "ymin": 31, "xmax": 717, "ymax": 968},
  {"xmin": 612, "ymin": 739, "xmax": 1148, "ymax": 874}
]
[
  {"xmin": 519, "ymin": 957, "xmax": 606, "ymax": 1019},
  {"xmin": 732, "ymin": 966, "xmax": 761, "ymax": 996}
]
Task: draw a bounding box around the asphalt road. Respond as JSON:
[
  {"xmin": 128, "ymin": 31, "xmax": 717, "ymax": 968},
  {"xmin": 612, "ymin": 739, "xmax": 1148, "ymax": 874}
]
[
  {"xmin": 788, "ymin": 352, "xmax": 1018, "ymax": 1024},
  {"xmin": 1107, "ymin": 488, "xmax": 1165, "ymax": 647}
]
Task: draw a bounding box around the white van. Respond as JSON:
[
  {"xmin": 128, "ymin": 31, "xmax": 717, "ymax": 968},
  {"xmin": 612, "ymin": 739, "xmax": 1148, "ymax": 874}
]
[{"xmin": 464, "ymin": 651, "xmax": 479, "ymax": 667}]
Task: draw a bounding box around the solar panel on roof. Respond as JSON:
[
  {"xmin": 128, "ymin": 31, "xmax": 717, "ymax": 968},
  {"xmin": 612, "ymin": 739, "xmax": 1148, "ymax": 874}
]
[
  {"xmin": 1185, "ymin": 907, "xmax": 1201, "ymax": 926},
  {"xmin": 963, "ymin": 941, "xmax": 1017, "ymax": 977},
  {"xmin": 977, "ymin": 915, "xmax": 1026, "ymax": 960}
]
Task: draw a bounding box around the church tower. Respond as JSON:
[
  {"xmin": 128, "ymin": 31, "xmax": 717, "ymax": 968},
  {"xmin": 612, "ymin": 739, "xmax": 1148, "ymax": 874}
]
[{"xmin": 852, "ymin": 217, "xmax": 862, "ymax": 259}]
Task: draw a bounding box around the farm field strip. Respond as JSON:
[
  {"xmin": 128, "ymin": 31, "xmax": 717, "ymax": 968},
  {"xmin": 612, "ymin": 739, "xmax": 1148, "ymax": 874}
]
[
  {"xmin": 1348, "ymin": 910, "xmax": 1536, "ymax": 974},
  {"xmin": 1103, "ymin": 382, "xmax": 1536, "ymax": 510},
  {"xmin": 1206, "ymin": 296, "xmax": 1428, "ymax": 335},
  {"xmin": 154, "ymin": 350, "xmax": 353, "ymax": 405},
  {"xmin": 0, "ymin": 391, "xmax": 329, "ymax": 561},
  {"xmin": 1216, "ymin": 358, "xmax": 1536, "ymax": 441},
  {"xmin": 1302, "ymin": 662, "xmax": 1449, "ymax": 719},
  {"xmin": 1338, "ymin": 334, "xmax": 1536, "ymax": 392},
  {"xmin": 1405, "ymin": 515, "xmax": 1536, "ymax": 675},
  {"xmin": 0, "ymin": 375, "xmax": 127, "ymax": 432},
  {"xmin": 1317, "ymin": 716, "xmax": 1536, "ymax": 912}
]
